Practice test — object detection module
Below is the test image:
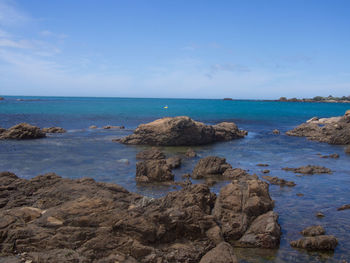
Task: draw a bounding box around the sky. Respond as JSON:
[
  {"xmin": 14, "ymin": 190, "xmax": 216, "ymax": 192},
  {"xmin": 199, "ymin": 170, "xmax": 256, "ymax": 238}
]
[{"xmin": 0, "ymin": 0, "xmax": 349, "ymax": 99}]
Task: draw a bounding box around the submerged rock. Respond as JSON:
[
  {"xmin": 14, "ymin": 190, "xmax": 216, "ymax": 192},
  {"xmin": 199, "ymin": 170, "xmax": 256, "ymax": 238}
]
[
  {"xmin": 262, "ymin": 175, "xmax": 296, "ymax": 187},
  {"xmin": 42, "ymin": 127, "xmax": 66, "ymax": 133},
  {"xmin": 135, "ymin": 159, "xmax": 174, "ymax": 183},
  {"xmin": 290, "ymin": 235, "xmax": 338, "ymax": 250},
  {"xmin": 257, "ymin": 163, "xmax": 269, "ymax": 167},
  {"xmin": 301, "ymin": 225, "xmax": 326, "ymax": 236},
  {"xmin": 136, "ymin": 147, "xmax": 166, "ymax": 160},
  {"xmin": 320, "ymin": 153, "xmax": 339, "ymax": 159},
  {"xmin": 0, "ymin": 123, "xmax": 46, "ymax": 140},
  {"xmin": 185, "ymin": 148, "xmax": 197, "ymax": 158},
  {"xmin": 0, "ymin": 171, "xmax": 281, "ymax": 262},
  {"xmin": 116, "ymin": 116, "xmax": 247, "ymax": 146},
  {"xmin": 337, "ymin": 204, "xmax": 350, "ymax": 211},
  {"xmin": 286, "ymin": 112, "xmax": 350, "ymax": 145},
  {"xmin": 103, "ymin": 125, "xmax": 125, "ymax": 129},
  {"xmin": 192, "ymin": 156, "xmax": 232, "ymax": 179},
  {"xmin": 89, "ymin": 125, "xmax": 97, "ymax": 129},
  {"xmin": 282, "ymin": 165, "xmax": 332, "ymax": 175}
]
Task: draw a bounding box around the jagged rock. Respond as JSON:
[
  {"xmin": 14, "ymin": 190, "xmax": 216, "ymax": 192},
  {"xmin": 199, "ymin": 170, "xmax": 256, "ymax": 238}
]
[
  {"xmin": 272, "ymin": 129, "xmax": 280, "ymax": 135},
  {"xmin": 135, "ymin": 160, "xmax": 174, "ymax": 183},
  {"xmin": 301, "ymin": 225, "xmax": 326, "ymax": 236},
  {"xmin": 0, "ymin": 123, "xmax": 46, "ymax": 140},
  {"xmin": 286, "ymin": 113, "xmax": 350, "ymax": 145},
  {"xmin": 185, "ymin": 148, "xmax": 197, "ymax": 158},
  {"xmin": 213, "ymin": 175, "xmax": 278, "ymax": 246},
  {"xmin": 236, "ymin": 211, "xmax": 281, "ymax": 248},
  {"xmin": 192, "ymin": 156, "xmax": 232, "ymax": 179},
  {"xmin": 166, "ymin": 156, "xmax": 182, "ymax": 169},
  {"xmin": 337, "ymin": 204, "xmax": 350, "ymax": 211},
  {"xmin": 116, "ymin": 116, "xmax": 247, "ymax": 146},
  {"xmin": 199, "ymin": 242, "xmax": 238, "ymax": 263},
  {"xmin": 282, "ymin": 165, "xmax": 332, "ymax": 175},
  {"xmin": 262, "ymin": 175, "xmax": 296, "ymax": 187},
  {"xmin": 222, "ymin": 168, "xmax": 249, "ymax": 179},
  {"xmin": 42, "ymin": 127, "xmax": 66, "ymax": 133},
  {"xmin": 290, "ymin": 235, "xmax": 338, "ymax": 250},
  {"xmin": 136, "ymin": 147, "xmax": 166, "ymax": 160}
]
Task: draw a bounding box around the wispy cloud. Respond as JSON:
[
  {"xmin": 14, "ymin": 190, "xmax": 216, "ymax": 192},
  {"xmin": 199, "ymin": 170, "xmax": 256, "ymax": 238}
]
[
  {"xmin": 206, "ymin": 63, "xmax": 250, "ymax": 78},
  {"xmin": 40, "ymin": 30, "xmax": 68, "ymax": 39}
]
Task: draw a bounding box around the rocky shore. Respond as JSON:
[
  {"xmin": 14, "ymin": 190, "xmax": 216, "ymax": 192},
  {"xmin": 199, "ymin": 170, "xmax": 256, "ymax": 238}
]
[
  {"xmin": 115, "ymin": 116, "xmax": 247, "ymax": 146},
  {"xmin": 0, "ymin": 123, "xmax": 66, "ymax": 140},
  {"xmin": 0, "ymin": 169, "xmax": 281, "ymax": 263},
  {"xmin": 286, "ymin": 110, "xmax": 350, "ymax": 145}
]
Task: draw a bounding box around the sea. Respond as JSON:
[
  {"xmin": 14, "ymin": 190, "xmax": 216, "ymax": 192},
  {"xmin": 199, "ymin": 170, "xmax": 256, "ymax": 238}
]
[{"xmin": 0, "ymin": 96, "xmax": 350, "ymax": 262}]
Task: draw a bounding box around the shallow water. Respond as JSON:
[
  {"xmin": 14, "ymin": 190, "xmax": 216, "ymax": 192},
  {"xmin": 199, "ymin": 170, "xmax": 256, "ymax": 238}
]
[{"xmin": 1, "ymin": 96, "xmax": 350, "ymax": 262}]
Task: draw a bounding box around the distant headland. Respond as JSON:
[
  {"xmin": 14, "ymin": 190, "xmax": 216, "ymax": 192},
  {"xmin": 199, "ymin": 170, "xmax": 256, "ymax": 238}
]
[{"xmin": 277, "ymin": 95, "xmax": 350, "ymax": 103}]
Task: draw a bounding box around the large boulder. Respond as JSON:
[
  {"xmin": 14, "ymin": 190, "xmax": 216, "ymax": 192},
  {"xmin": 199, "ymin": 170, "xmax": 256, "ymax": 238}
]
[
  {"xmin": 192, "ymin": 156, "xmax": 232, "ymax": 179},
  {"xmin": 286, "ymin": 112, "xmax": 350, "ymax": 145},
  {"xmin": 116, "ymin": 116, "xmax": 247, "ymax": 146},
  {"xmin": 135, "ymin": 159, "xmax": 174, "ymax": 183},
  {"xmin": 0, "ymin": 123, "xmax": 46, "ymax": 140},
  {"xmin": 212, "ymin": 175, "xmax": 279, "ymax": 247},
  {"xmin": 136, "ymin": 147, "xmax": 166, "ymax": 160}
]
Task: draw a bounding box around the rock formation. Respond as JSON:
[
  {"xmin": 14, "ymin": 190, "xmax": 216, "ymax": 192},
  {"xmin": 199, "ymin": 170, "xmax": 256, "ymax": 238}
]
[
  {"xmin": 0, "ymin": 171, "xmax": 280, "ymax": 262},
  {"xmin": 286, "ymin": 111, "xmax": 350, "ymax": 145},
  {"xmin": 262, "ymin": 175, "xmax": 296, "ymax": 187},
  {"xmin": 282, "ymin": 165, "xmax": 332, "ymax": 175},
  {"xmin": 0, "ymin": 123, "xmax": 46, "ymax": 140},
  {"xmin": 192, "ymin": 156, "xmax": 232, "ymax": 179},
  {"xmin": 116, "ymin": 116, "xmax": 247, "ymax": 146},
  {"xmin": 42, "ymin": 127, "xmax": 66, "ymax": 133}
]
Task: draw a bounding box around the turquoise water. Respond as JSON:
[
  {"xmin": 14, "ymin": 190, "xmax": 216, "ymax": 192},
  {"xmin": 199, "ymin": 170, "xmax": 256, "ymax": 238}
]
[{"xmin": 1, "ymin": 96, "xmax": 350, "ymax": 262}]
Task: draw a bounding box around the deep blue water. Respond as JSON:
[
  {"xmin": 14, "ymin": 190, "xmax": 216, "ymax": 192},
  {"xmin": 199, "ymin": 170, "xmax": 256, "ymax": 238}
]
[{"xmin": 1, "ymin": 96, "xmax": 350, "ymax": 262}]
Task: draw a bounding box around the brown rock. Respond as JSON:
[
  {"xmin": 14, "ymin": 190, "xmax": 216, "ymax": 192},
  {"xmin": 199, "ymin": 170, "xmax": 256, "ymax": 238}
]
[
  {"xmin": 166, "ymin": 156, "xmax": 182, "ymax": 169},
  {"xmin": 116, "ymin": 116, "xmax": 247, "ymax": 146},
  {"xmin": 185, "ymin": 148, "xmax": 197, "ymax": 158},
  {"xmin": 286, "ymin": 115, "xmax": 350, "ymax": 145},
  {"xmin": 337, "ymin": 204, "xmax": 350, "ymax": 211},
  {"xmin": 0, "ymin": 123, "xmax": 46, "ymax": 140},
  {"xmin": 345, "ymin": 145, "xmax": 350, "ymax": 154},
  {"xmin": 192, "ymin": 156, "xmax": 232, "ymax": 179},
  {"xmin": 301, "ymin": 225, "xmax": 326, "ymax": 236},
  {"xmin": 296, "ymin": 193, "xmax": 304, "ymax": 197},
  {"xmin": 103, "ymin": 125, "xmax": 125, "ymax": 129},
  {"xmin": 262, "ymin": 175, "xmax": 296, "ymax": 187},
  {"xmin": 290, "ymin": 235, "xmax": 338, "ymax": 250},
  {"xmin": 272, "ymin": 129, "xmax": 280, "ymax": 135},
  {"xmin": 136, "ymin": 160, "xmax": 174, "ymax": 183},
  {"xmin": 282, "ymin": 165, "xmax": 332, "ymax": 175},
  {"xmin": 199, "ymin": 242, "xmax": 238, "ymax": 263},
  {"xmin": 320, "ymin": 153, "xmax": 339, "ymax": 159},
  {"xmin": 89, "ymin": 125, "xmax": 97, "ymax": 129},
  {"xmin": 136, "ymin": 147, "xmax": 165, "ymax": 160},
  {"xmin": 236, "ymin": 211, "xmax": 281, "ymax": 248},
  {"xmin": 316, "ymin": 212, "xmax": 325, "ymax": 218},
  {"xmin": 42, "ymin": 127, "xmax": 66, "ymax": 133},
  {"xmin": 257, "ymin": 163, "xmax": 269, "ymax": 167},
  {"xmin": 222, "ymin": 168, "xmax": 249, "ymax": 179},
  {"xmin": 262, "ymin": 169, "xmax": 270, "ymax": 174}
]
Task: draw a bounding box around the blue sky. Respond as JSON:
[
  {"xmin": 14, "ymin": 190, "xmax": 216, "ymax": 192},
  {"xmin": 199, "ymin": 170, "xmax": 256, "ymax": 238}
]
[{"xmin": 0, "ymin": 0, "xmax": 349, "ymax": 99}]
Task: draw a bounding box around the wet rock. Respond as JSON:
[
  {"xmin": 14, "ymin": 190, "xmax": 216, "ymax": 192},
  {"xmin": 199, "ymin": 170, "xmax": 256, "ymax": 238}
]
[
  {"xmin": 116, "ymin": 116, "xmax": 247, "ymax": 146},
  {"xmin": 301, "ymin": 225, "xmax": 326, "ymax": 236},
  {"xmin": 103, "ymin": 125, "xmax": 125, "ymax": 129},
  {"xmin": 185, "ymin": 148, "xmax": 197, "ymax": 158},
  {"xmin": 136, "ymin": 147, "xmax": 166, "ymax": 160},
  {"xmin": 272, "ymin": 129, "xmax": 280, "ymax": 135},
  {"xmin": 290, "ymin": 235, "xmax": 338, "ymax": 250},
  {"xmin": 316, "ymin": 212, "xmax": 325, "ymax": 218},
  {"xmin": 282, "ymin": 165, "xmax": 332, "ymax": 175},
  {"xmin": 320, "ymin": 153, "xmax": 339, "ymax": 159},
  {"xmin": 42, "ymin": 127, "xmax": 66, "ymax": 133},
  {"xmin": 345, "ymin": 145, "xmax": 350, "ymax": 154},
  {"xmin": 199, "ymin": 242, "xmax": 238, "ymax": 263},
  {"xmin": 0, "ymin": 123, "xmax": 46, "ymax": 140},
  {"xmin": 89, "ymin": 125, "xmax": 97, "ymax": 129},
  {"xmin": 182, "ymin": 173, "xmax": 191, "ymax": 179},
  {"xmin": 213, "ymin": 175, "xmax": 278, "ymax": 246},
  {"xmin": 296, "ymin": 193, "xmax": 304, "ymax": 197},
  {"xmin": 337, "ymin": 204, "xmax": 350, "ymax": 211},
  {"xmin": 222, "ymin": 168, "xmax": 249, "ymax": 179},
  {"xmin": 166, "ymin": 156, "xmax": 182, "ymax": 169},
  {"xmin": 236, "ymin": 211, "xmax": 281, "ymax": 248},
  {"xmin": 257, "ymin": 163, "xmax": 269, "ymax": 167},
  {"xmin": 205, "ymin": 178, "xmax": 217, "ymax": 186},
  {"xmin": 192, "ymin": 156, "xmax": 232, "ymax": 179},
  {"xmin": 136, "ymin": 160, "xmax": 174, "ymax": 183},
  {"xmin": 286, "ymin": 113, "xmax": 350, "ymax": 145},
  {"xmin": 262, "ymin": 175, "xmax": 296, "ymax": 187},
  {"xmin": 262, "ymin": 169, "xmax": 270, "ymax": 174}
]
